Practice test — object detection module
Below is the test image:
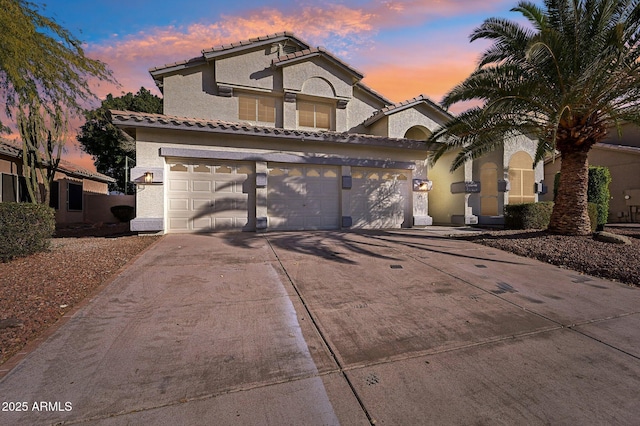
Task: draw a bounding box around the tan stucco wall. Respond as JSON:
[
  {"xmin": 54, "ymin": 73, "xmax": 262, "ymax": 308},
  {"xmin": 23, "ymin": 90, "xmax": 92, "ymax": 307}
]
[
  {"xmin": 282, "ymin": 59, "xmax": 352, "ymax": 99},
  {"xmin": 85, "ymin": 194, "xmax": 135, "ymax": 223},
  {"xmin": 387, "ymin": 108, "xmax": 443, "ymax": 139},
  {"xmin": 163, "ymin": 65, "xmax": 238, "ymax": 121},
  {"xmin": 216, "ymin": 48, "xmax": 278, "ymax": 91},
  {"xmin": 427, "ymin": 151, "xmax": 466, "ymax": 224},
  {"xmin": 544, "ymin": 146, "xmax": 640, "ymax": 222}
]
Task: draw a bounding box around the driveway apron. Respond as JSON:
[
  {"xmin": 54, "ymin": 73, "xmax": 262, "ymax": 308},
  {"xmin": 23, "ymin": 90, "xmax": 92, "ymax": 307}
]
[{"xmin": 1, "ymin": 229, "xmax": 639, "ymax": 425}]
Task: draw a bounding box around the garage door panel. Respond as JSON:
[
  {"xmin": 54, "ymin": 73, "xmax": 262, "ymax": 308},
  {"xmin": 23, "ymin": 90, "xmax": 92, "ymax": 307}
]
[
  {"xmin": 169, "ymin": 179, "xmax": 189, "ymax": 192},
  {"xmin": 192, "ymin": 180, "xmax": 212, "ymax": 192},
  {"xmin": 351, "ymin": 167, "xmax": 409, "ymax": 229},
  {"xmin": 169, "ymin": 198, "xmax": 190, "ymax": 211},
  {"xmin": 167, "ymin": 160, "xmax": 253, "ymax": 233},
  {"xmin": 267, "ymin": 164, "xmax": 339, "ymax": 230},
  {"xmin": 168, "ymin": 217, "xmax": 190, "ymax": 231}
]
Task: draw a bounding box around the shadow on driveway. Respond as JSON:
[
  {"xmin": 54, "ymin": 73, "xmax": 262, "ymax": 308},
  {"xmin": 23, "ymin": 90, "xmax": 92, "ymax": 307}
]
[{"xmin": 216, "ymin": 229, "xmax": 528, "ymax": 266}]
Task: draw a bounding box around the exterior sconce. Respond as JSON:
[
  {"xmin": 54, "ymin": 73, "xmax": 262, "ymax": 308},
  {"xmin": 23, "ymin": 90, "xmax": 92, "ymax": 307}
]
[
  {"xmin": 144, "ymin": 172, "xmax": 154, "ymax": 183},
  {"xmin": 413, "ymin": 179, "xmax": 433, "ymax": 192},
  {"xmin": 625, "ymin": 194, "xmax": 631, "ymax": 200}
]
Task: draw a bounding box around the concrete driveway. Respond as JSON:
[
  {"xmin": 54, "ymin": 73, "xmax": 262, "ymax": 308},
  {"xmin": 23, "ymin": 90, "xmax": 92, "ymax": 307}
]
[{"xmin": 1, "ymin": 229, "xmax": 639, "ymax": 425}]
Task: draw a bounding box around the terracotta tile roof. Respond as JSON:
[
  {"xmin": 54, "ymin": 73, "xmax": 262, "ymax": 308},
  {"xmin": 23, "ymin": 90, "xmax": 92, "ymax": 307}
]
[
  {"xmin": 110, "ymin": 110, "xmax": 440, "ymax": 151},
  {"xmin": 0, "ymin": 138, "xmax": 115, "ymax": 183},
  {"xmin": 149, "ymin": 56, "xmax": 206, "ymax": 74},
  {"xmin": 272, "ymin": 47, "xmax": 364, "ymax": 80},
  {"xmin": 364, "ymin": 94, "xmax": 452, "ymax": 127},
  {"xmin": 202, "ymin": 31, "xmax": 307, "ymax": 55}
]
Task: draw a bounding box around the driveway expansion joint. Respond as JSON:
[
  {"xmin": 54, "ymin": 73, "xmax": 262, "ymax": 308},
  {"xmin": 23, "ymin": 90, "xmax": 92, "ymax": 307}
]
[{"xmin": 263, "ymin": 235, "xmax": 377, "ymax": 425}]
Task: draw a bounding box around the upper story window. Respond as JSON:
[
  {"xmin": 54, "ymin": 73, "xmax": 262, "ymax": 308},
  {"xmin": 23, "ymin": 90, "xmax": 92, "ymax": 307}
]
[
  {"xmin": 238, "ymin": 95, "xmax": 275, "ymax": 124},
  {"xmin": 297, "ymin": 101, "xmax": 331, "ymax": 130}
]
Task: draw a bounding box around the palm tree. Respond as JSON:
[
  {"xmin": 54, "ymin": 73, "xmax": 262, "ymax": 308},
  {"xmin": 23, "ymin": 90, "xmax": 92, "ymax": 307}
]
[{"xmin": 429, "ymin": 0, "xmax": 640, "ymax": 235}]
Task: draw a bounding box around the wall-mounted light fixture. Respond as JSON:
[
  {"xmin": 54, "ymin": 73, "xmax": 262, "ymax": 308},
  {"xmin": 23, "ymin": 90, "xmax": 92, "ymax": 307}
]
[
  {"xmin": 144, "ymin": 172, "xmax": 154, "ymax": 183},
  {"xmin": 625, "ymin": 194, "xmax": 631, "ymax": 200},
  {"xmin": 413, "ymin": 179, "xmax": 433, "ymax": 192}
]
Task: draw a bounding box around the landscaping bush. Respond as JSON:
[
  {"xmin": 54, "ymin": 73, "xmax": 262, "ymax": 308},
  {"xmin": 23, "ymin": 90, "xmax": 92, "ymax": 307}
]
[
  {"xmin": 587, "ymin": 167, "xmax": 611, "ymax": 230},
  {"xmin": 0, "ymin": 202, "xmax": 55, "ymax": 262},
  {"xmin": 505, "ymin": 201, "xmax": 554, "ymax": 229},
  {"xmin": 553, "ymin": 166, "xmax": 611, "ymax": 230},
  {"xmin": 505, "ymin": 201, "xmax": 599, "ymax": 231},
  {"xmin": 110, "ymin": 205, "xmax": 135, "ymax": 222}
]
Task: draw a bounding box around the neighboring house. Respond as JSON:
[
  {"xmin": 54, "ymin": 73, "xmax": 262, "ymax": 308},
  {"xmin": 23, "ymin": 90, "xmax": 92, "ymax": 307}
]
[
  {"xmin": 542, "ymin": 122, "xmax": 640, "ymax": 223},
  {"xmin": 0, "ymin": 138, "xmax": 117, "ymax": 224},
  {"xmin": 113, "ymin": 31, "xmax": 544, "ymax": 233}
]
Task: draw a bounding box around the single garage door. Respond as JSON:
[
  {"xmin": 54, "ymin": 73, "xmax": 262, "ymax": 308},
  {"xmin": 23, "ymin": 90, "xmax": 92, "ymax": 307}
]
[
  {"xmin": 166, "ymin": 160, "xmax": 254, "ymax": 232},
  {"xmin": 351, "ymin": 167, "xmax": 410, "ymax": 229},
  {"xmin": 267, "ymin": 163, "xmax": 340, "ymax": 230}
]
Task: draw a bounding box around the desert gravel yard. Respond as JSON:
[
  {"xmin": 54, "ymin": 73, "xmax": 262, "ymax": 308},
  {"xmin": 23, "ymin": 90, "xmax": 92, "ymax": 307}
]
[
  {"xmin": 464, "ymin": 225, "xmax": 640, "ymax": 286},
  {"xmin": 0, "ymin": 235, "xmax": 160, "ymax": 365},
  {"xmin": 0, "ymin": 225, "xmax": 637, "ymax": 367}
]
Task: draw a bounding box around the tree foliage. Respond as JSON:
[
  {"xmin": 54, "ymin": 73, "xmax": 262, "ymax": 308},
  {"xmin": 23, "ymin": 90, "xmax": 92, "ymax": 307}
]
[
  {"xmin": 78, "ymin": 88, "xmax": 163, "ymax": 193},
  {"xmin": 429, "ymin": 0, "xmax": 640, "ymax": 235},
  {"xmin": 0, "ymin": 0, "xmax": 114, "ymax": 203}
]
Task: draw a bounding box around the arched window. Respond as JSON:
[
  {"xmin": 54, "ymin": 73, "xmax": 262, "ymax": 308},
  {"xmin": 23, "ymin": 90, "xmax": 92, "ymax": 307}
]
[
  {"xmin": 404, "ymin": 126, "xmax": 432, "ymax": 141},
  {"xmin": 508, "ymin": 152, "xmax": 536, "ymax": 204},
  {"xmin": 480, "ymin": 162, "xmax": 499, "ymax": 215}
]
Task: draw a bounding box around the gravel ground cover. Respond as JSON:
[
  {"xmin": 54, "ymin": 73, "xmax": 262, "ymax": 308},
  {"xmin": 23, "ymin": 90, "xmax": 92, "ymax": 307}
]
[
  {"xmin": 463, "ymin": 225, "xmax": 640, "ymax": 287},
  {"xmin": 0, "ymin": 234, "xmax": 160, "ymax": 365}
]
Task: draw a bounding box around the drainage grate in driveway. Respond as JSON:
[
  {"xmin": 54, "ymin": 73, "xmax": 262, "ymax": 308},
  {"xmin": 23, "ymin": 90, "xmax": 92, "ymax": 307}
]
[
  {"xmin": 390, "ymin": 264, "xmax": 403, "ymax": 269},
  {"xmin": 366, "ymin": 373, "xmax": 380, "ymax": 386}
]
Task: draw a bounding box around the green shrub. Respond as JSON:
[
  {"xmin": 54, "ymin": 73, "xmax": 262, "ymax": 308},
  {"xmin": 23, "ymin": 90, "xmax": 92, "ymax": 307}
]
[
  {"xmin": 553, "ymin": 166, "xmax": 611, "ymax": 229},
  {"xmin": 110, "ymin": 205, "xmax": 135, "ymax": 222},
  {"xmin": 587, "ymin": 167, "xmax": 611, "ymax": 230},
  {"xmin": 0, "ymin": 203, "xmax": 55, "ymax": 262},
  {"xmin": 505, "ymin": 201, "xmax": 598, "ymax": 231},
  {"xmin": 505, "ymin": 201, "xmax": 554, "ymax": 229}
]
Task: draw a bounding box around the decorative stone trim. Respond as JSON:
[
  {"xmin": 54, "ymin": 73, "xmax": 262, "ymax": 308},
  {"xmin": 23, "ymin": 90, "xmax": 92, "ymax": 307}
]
[
  {"xmin": 413, "ymin": 216, "xmax": 433, "ymax": 226},
  {"xmin": 130, "ymin": 218, "xmax": 163, "ymax": 232},
  {"xmin": 450, "ymin": 181, "xmax": 481, "ymax": 194},
  {"xmin": 218, "ymin": 85, "xmax": 233, "ymax": 97},
  {"xmin": 256, "ymin": 217, "xmax": 268, "ymax": 230},
  {"xmin": 336, "ymin": 99, "xmax": 349, "ymax": 109},
  {"xmin": 284, "ymin": 92, "xmax": 297, "ymax": 103},
  {"xmin": 256, "ymin": 172, "xmax": 267, "ymax": 188},
  {"xmin": 160, "ymin": 147, "xmax": 416, "ymax": 170},
  {"xmin": 342, "ymin": 175, "xmax": 352, "ymax": 189}
]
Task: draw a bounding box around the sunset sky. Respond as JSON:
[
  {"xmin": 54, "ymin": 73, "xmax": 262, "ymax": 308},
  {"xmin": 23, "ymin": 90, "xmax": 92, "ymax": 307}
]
[{"xmin": 31, "ymin": 0, "xmax": 533, "ymax": 170}]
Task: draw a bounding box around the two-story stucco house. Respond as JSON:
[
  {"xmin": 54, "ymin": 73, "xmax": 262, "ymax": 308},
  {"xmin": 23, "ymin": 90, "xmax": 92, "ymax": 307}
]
[{"xmin": 112, "ymin": 32, "xmax": 544, "ymax": 233}]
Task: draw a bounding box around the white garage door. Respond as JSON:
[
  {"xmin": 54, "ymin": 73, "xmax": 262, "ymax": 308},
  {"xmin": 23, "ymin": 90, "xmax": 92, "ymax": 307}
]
[
  {"xmin": 166, "ymin": 160, "xmax": 254, "ymax": 232},
  {"xmin": 351, "ymin": 167, "xmax": 410, "ymax": 229},
  {"xmin": 267, "ymin": 164, "xmax": 340, "ymax": 230}
]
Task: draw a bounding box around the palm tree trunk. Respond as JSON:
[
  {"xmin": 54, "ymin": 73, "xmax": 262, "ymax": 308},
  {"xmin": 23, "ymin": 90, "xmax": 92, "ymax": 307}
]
[{"xmin": 548, "ymin": 148, "xmax": 592, "ymax": 235}]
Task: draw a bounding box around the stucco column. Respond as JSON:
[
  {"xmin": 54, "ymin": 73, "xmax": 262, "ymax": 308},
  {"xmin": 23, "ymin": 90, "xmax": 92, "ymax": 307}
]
[
  {"xmin": 255, "ymin": 161, "xmax": 268, "ymax": 232},
  {"xmin": 341, "ymin": 165, "xmax": 352, "ymax": 228},
  {"xmin": 412, "ymin": 161, "xmax": 433, "ymax": 226}
]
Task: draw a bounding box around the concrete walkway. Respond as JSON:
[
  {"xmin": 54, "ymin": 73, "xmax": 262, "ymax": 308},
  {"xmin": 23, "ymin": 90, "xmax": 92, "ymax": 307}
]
[{"xmin": 1, "ymin": 229, "xmax": 639, "ymax": 425}]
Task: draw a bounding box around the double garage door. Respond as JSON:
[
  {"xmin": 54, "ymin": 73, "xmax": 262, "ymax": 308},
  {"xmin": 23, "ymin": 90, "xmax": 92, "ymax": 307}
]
[
  {"xmin": 166, "ymin": 160, "xmax": 409, "ymax": 232},
  {"xmin": 266, "ymin": 164, "xmax": 410, "ymax": 231}
]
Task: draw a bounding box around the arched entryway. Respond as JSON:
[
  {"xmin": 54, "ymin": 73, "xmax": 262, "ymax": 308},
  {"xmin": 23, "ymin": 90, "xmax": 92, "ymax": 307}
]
[
  {"xmin": 508, "ymin": 152, "xmax": 536, "ymax": 204},
  {"xmin": 480, "ymin": 162, "xmax": 499, "ymax": 215}
]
